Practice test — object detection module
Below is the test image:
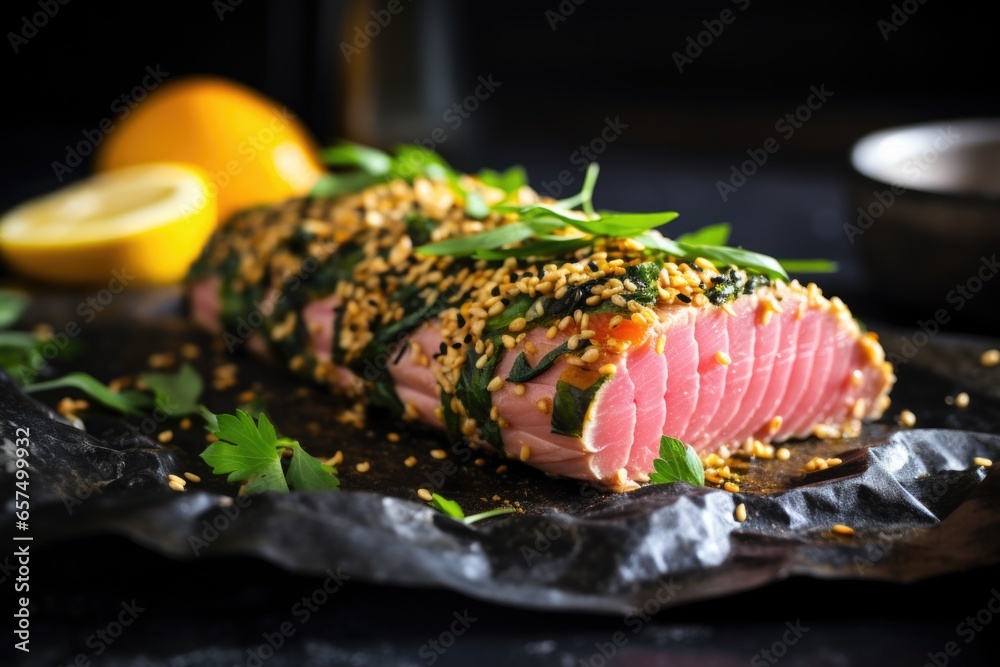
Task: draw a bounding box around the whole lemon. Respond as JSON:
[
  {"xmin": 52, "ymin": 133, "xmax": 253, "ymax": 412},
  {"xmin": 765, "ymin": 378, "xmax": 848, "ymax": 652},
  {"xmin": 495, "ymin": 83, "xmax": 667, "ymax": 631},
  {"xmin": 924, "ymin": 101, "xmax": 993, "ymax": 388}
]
[{"xmin": 96, "ymin": 76, "xmax": 325, "ymax": 222}]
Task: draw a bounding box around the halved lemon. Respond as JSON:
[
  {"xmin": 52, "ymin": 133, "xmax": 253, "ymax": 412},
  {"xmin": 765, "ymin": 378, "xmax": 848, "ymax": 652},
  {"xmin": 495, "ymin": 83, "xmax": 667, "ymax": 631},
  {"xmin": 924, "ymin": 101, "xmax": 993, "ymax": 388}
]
[{"xmin": 0, "ymin": 163, "xmax": 216, "ymax": 285}]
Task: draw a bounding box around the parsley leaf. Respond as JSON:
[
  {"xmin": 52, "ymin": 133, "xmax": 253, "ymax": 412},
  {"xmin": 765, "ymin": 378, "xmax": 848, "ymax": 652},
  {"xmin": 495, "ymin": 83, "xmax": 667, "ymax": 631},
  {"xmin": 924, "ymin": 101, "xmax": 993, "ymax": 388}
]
[
  {"xmin": 139, "ymin": 363, "xmax": 203, "ymax": 417},
  {"xmin": 286, "ymin": 442, "xmax": 340, "ymax": 492},
  {"xmin": 22, "ymin": 372, "xmax": 151, "ymax": 416},
  {"xmin": 0, "ymin": 289, "xmax": 29, "ymax": 328},
  {"xmin": 648, "ymin": 436, "xmax": 705, "ymax": 486},
  {"xmin": 200, "ymin": 410, "xmax": 339, "ymax": 494},
  {"xmin": 202, "ymin": 410, "xmax": 289, "ymax": 493}
]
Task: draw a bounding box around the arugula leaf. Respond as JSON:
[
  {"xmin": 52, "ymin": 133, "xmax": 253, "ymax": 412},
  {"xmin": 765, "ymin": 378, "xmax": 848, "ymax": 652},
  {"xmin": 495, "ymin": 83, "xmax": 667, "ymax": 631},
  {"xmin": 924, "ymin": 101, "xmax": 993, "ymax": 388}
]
[
  {"xmin": 202, "ymin": 410, "xmax": 288, "ymax": 493},
  {"xmin": 0, "ymin": 289, "xmax": 29, "ymax": 328},
  {"xmin": 415, "ymin": 222, "xmax": 535, "ymax": 256},
  {"xmin": 676, "ymin": 223, "xmax": 731, "ymax": 246},
  {"xmin": 477, "ymin": 165, "xmax": 528, "ymax": 195},
  {"xmin": 427, "ymin": 492, "xmax": 517, "ymax": 524},
  {"xmin": 139, "ymin": 363, "xmax": 203, "ymax": 417},
  {"xmin": 648, "ymin": 436, "xmax": 705, "ymax": 486},
  {"xmin": 320, "ymin": 142, "xmax": 393, "ymax": 175},
  {"xmin": 778, "ymin": 259, "xmax": 839, "ymax": 274},
  {"xmin": 22, "ymin": 372, "xmax": 150, "ymax": 416},
  {"xmin": 286, "ymin": 442, "xmax": 340, "ymax": 491},
  {"xmin": 680, "ymin": 244, "xmax": 789, "ymax": 281},
  {"xmin": 556, "ymin": 163, "xmax": 600, "ymax": 215},
  {"xmin": 473, "ymin": 237, "xmax": 593, "ymax": 260}
]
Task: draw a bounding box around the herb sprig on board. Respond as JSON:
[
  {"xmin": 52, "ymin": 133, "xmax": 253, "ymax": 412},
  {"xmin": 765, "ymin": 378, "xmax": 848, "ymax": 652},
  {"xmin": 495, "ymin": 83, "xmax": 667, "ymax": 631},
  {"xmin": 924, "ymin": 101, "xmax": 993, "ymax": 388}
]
[{"xmin": 648, "ymin": 436, "xmax": 705, "ymax": 487}]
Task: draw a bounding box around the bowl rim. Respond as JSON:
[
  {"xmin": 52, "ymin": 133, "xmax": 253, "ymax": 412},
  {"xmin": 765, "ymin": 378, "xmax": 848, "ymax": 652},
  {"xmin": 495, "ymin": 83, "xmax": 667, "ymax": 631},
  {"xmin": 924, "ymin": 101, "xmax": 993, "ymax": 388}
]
[{"xmin": 850, "ymin": 117, "xmax": 1000, "ymax": 200}]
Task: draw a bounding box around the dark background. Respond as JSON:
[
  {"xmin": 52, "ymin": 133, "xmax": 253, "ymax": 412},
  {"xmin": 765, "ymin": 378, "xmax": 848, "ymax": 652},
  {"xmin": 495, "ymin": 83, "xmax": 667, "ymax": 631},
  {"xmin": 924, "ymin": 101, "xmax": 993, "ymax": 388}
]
[
  {"xmin": 3, "ymin": 2, "xmax": 999, "ymax": 664},
  {"xmin": 2, "ymin": 0, "xmax": 998, "ymax": 332}
]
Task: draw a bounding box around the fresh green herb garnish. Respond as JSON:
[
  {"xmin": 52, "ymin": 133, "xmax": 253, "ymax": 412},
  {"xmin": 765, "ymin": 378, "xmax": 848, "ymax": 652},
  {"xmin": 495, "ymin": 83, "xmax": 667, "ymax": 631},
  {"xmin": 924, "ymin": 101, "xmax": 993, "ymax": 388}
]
[
  {"xmin": 427, "ymin": 492, "xmax": 517, "ymax": 524},
  {"xmin": 311, "ymin": 141, "xmax": 835, "ymax": 285},
  {"xmin": 550, "ymin": 374, "xmax": 612, "ymax": 438},
  {"xmin": 200, "ymin": 409, "xmax": 340, "ymax": 494},
  {"xmin": 138, "ymin": 363, "xmax": 203, "ymax": 417},
  {"xmin": 648, "ymin": 436, "xmax": 705, "ymax": 486},
  {"xmin": 507, "ymin": 339, "xmax": 587, "ymax": 383},
  {"xmin": 0, "ymin": 289, "xmax": 29, "ymax": 328},
  {"xmin": 22, "ymin": 372, "xmax": 151, "ymax": 416}
]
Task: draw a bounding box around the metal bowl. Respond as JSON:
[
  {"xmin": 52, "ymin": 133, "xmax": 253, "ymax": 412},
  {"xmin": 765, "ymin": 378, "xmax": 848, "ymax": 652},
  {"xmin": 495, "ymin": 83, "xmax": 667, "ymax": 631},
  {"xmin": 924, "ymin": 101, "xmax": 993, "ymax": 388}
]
[{"xmin": 849, "ymin": 118, "xmax": 1000, "ymax": 332}]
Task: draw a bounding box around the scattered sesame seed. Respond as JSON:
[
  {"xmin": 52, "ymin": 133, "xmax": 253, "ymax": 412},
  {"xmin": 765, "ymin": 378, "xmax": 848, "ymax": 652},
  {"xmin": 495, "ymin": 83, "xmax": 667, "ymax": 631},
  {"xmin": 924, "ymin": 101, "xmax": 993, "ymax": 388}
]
[
  {"xmin": 180, "ymin": 343, "xmax": 200, "ymax": 360},
  {"xmin": 655, "ymin": 334, "xmax": 666, "ymax": 355},
  {"xmin": 183, "ymin": 472, "xmax": 201, "ymax": 483},
  {"xmin": 474, "ymin": 458, "xmax": 486, "ymax": 467},
  {"xmin": 581, "ymin": 347, "xmax": 600, "ymax": 364},
  {"xmin": 955, "ymin": 392, "xmax": 970, "ymax": 408},
  {"xmin": 520, "ymin": 445, "xmax": 531, "ymax": 462},
  {"xmin": 898, "ymin": 410, "xmax": 916, "ymax": 427},
  {"xmin": 430, "ymin": 449, "xmax": 447, "ymax": 459},
  {"xmin": 356, "ymin": 461, "xmax": 371, "ymax": 472},
  {"xmin": 536, "ymin": 398, "xmax": 552, "ymax": 415},
  {"xmin": 723, "ymin": 481, "xmax": 740, "ymax": 493},
  {"xmin": 974, "ymin": 457, "xmax": 993, "ymax": 468},
  {"xmin": 832, "ymin": 524, "xmax": 855, "ymax": 536},
  {"xmin": 981, "ymin": 349, "xmax": 1000, "ymax": 367},
  {"xmin": 179, "ymin": 417, "xmax": 192, "ymax": 430},
  {"xmin": 157, "ymin": 430, "xmax": 174, "ymax": 443},
  {"xmin": 508, "ymin": 317, "xmax": 526, "ymax": 332},
  {"xmin": 168, "ymin": 480, "xmax": 186, "ymax": 492},
  {"xmin": 168, "ymin": 474, "xmax": 186, "ymax": 486},
  {"xmin": 496, "ymin": 465, "xmax": 508, "ymax": 474},
  {"xmin": 387, "ymin": 432, "xmax": 400, "ymax": 442},
  {"xmin": 599, "ymin": 363, "xmax": 617, "ymax": 376},
  {"xmin": 734, "ymin": 503, "xmax": 747, "ymax": 522},
  {"xmin": 404, "ymin": 456, "xmax": 418, "ymax": 468},
  {"xmin": 776, "ymin": 447, "xmax": 791, "ymax": 461},
  {"xmin": 417, "ymin": 488, "xmax": 433, "ymax": 501},
  {"xmin": 328, "ymin": 450, "xmax": 344, "ymax": 467},
  {"xmin": 513, "ymin": 383, "xmax": 526, "ymax": 396},
  {"xmin": 714, "ymin": 351, "xmax": 731, "ymax": 366},
  {"xmin": 487, "ymin": 376, "xmax": 505, "ymax": 392},
  {"xmin": 148, "ymin": 352, "xmax": 176, "ymax": 369}
]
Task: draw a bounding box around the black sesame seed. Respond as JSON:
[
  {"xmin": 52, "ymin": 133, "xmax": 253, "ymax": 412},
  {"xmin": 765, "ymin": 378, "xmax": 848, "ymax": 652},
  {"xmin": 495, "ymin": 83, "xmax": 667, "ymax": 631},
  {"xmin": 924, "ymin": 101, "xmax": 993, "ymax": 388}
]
[
  {"xmin": 463, "ymin": 333, "xmax": 472, "ymax": 343},
  {"xmin": 451, "ymin": 342, "xmax": 462, "ymax": 349},
  {"xmin": 676, "ymin": 293, "xmax": 692, "ymax": 303},
  {"xmin": 588, "ymin": 261, "xmax": 599, "ymax": 271},
  {"xmin": 501, "ymin": 298, "xmax": 510, "ymax": 306},
  {"xmin": 491, "ymin": 286, "xmax": 500, "ymax": 297},
  {"xmin": 456, "ymin": 314, "xmax": 466, "ymax": 328}
]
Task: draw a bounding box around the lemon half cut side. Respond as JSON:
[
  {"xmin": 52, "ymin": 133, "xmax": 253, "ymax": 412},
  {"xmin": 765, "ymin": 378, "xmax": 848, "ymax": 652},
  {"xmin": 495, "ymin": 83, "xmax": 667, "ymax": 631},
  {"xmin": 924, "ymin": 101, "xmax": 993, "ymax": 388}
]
[{"xmin": 0, "ymin": 163, "xmax": 216, "ymax": 285}]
